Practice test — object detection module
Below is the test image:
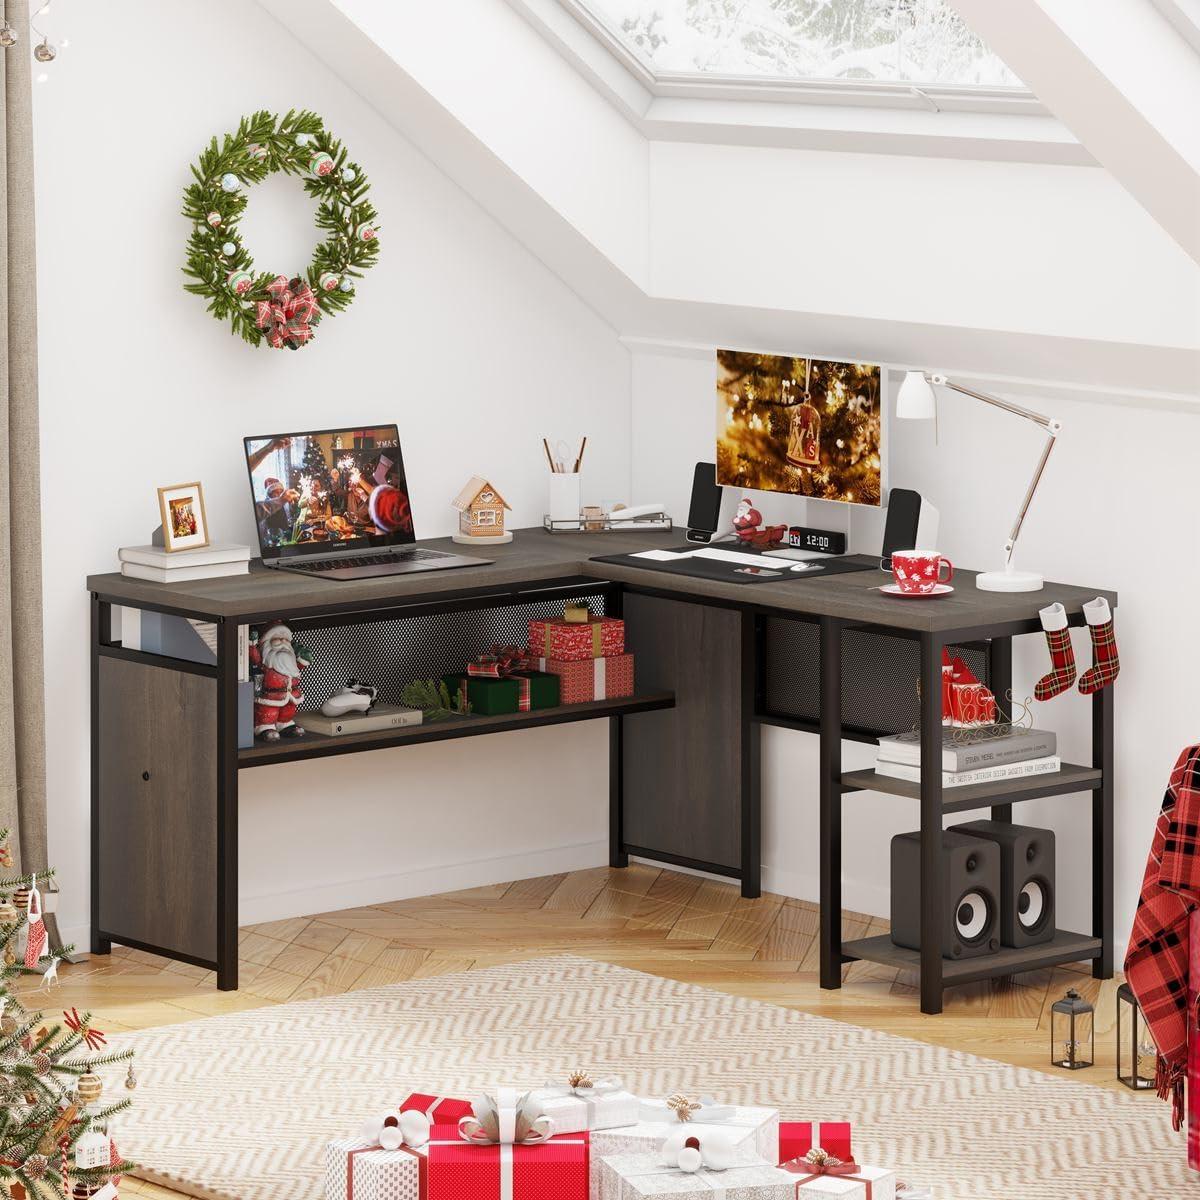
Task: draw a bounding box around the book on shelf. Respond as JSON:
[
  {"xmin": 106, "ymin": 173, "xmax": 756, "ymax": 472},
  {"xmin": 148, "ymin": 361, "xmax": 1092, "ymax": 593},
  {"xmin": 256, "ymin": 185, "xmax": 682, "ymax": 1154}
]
[
  {"xmin": 120, "ymin": 560, "xmax": 250, "ymax": 583},
  {"xmin": 118, "ymin": 543, "xmax": 251, "ymax": 568},
  {"xmin": 874, "ymin": 755, "xmax": 1061, "ymax": 788},
  {"xmin": 876, "ymin": 726, "xmax": 1057, "ymax": 773}
]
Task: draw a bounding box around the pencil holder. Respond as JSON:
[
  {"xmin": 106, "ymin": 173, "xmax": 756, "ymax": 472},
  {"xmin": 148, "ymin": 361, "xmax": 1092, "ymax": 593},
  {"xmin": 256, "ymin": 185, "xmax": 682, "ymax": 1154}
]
[{"xmin": 548, "ymin": 473, "xmax": 581, "ymax": 523}]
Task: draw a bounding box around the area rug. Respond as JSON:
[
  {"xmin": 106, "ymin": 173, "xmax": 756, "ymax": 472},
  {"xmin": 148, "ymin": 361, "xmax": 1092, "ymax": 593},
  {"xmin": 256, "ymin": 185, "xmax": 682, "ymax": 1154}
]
[{"xmin": 104, "ymin": 955, "xmax": 1185, "ymax": 1199}]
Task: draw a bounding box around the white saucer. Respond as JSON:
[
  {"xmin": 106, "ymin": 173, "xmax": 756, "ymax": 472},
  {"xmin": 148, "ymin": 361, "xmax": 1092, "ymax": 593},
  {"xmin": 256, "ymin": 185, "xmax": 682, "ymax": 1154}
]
[{"xmin": 878, "ymin": 582, "xmax": 955, "ymax": 598}]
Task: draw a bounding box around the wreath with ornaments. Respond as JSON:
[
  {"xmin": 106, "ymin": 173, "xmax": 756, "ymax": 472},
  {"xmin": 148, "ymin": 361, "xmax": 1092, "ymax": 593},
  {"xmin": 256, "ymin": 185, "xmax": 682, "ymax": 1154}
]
[{"xmin": 182, "ymin": 109, "xmax": 379, "ymax": 350}]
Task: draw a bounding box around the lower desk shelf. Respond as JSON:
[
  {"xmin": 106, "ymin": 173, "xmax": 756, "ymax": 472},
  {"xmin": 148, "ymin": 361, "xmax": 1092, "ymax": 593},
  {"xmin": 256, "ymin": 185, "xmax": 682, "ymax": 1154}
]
[
  {"xmin": 843, "ymin": 929, "xmax": 1103, "ymax": 986},
  {"xmin": 238, "ymin": 691, "xmax": 675, "ymax": 767},
  {"xmin": 840, "ymin": 763, "xmax": 1102, "ymax": 813}
]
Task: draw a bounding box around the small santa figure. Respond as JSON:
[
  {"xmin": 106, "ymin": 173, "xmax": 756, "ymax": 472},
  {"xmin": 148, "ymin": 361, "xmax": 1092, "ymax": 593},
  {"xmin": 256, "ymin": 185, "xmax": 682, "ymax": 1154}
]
[
  {"xmin": 732, "ymin": 497, "xmax": 763, "ymax": 543},
  {"xmin": 249, "ymin": 622, "xmax": 310, "ymax": 741}
]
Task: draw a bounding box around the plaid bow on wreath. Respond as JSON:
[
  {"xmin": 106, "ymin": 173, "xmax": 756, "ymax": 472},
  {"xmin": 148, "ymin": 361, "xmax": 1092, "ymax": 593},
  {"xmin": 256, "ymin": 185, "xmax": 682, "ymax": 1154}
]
[{"xmin": 255, "ymin": 275, "xmax": 320, "ymax": 349}]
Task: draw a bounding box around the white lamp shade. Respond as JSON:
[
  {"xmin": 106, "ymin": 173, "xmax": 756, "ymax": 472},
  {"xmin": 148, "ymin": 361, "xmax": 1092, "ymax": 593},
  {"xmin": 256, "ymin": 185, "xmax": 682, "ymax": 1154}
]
[{"xmin": 896, "ymin": 371, "xmax": 936, "ymax": 420}]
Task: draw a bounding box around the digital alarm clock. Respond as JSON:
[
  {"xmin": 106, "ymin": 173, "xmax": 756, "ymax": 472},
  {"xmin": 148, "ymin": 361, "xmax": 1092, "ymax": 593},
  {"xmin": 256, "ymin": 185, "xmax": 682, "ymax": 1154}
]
[{"xmin": 787, "ymin": 526, "xmax": 847, "ymax": 555}]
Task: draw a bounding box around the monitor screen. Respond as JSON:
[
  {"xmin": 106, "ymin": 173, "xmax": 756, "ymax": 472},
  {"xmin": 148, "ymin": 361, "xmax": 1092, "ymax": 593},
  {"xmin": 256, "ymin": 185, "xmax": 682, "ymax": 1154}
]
[
  {"xmin": 244, "ymin": 424, "xmax": 414, "ymax": 556},
  {"xmin": 715, "ymin": 350, "xmax": 883, "ymax": 507}
]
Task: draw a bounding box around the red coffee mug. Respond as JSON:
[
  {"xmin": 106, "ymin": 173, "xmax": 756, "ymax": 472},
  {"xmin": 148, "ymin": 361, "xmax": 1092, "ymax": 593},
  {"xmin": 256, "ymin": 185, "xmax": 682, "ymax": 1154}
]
[{"xmin": 887, "ymin": 549, "xmax": 953, "ymax": 594}]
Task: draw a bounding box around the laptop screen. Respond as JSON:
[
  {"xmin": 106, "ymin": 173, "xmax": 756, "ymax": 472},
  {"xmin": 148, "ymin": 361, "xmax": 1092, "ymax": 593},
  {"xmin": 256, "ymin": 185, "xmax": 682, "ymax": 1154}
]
[{"xmin": 244, "ymin": 424, "xmax": 414, "ymax": 559}]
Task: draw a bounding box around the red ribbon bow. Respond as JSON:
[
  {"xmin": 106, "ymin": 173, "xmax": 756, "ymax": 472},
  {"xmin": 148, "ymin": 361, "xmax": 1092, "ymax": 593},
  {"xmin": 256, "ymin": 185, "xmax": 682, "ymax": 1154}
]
[
  {"xmin": 783, "ymin": 1149, "xmax": 872, "ymax": 1198},
  {"xmin": 255, "ymin": 274, "xmax": 320, "ymax": 350},
  {"xmin": 466, "ymin": 646, "xmax": 535, "ymax": 678},
  {"xmin": 63, "ymin": 1008, "xmax": 106, "ymax": 1051}
]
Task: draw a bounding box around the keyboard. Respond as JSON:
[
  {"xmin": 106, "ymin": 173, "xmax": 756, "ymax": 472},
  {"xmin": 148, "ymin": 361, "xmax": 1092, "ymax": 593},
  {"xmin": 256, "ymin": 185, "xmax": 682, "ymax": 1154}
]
[{"xmin": 286, "ymin": 547, "xmax": 450, "ymax": 573}]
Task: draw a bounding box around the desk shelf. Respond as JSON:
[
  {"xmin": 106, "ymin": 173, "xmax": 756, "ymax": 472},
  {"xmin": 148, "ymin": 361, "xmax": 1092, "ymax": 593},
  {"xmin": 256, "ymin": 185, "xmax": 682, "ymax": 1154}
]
[
  {"xmin": 840, "ymin": 763, "xmax": 1103, "ymax": 813},
  {"xmin": 238, "ymin": 691, "xmax": 675, "ymax": 768},
  {"xmin": 843, "ymin": 929, "xmax": 1104, "ymax": 985}
]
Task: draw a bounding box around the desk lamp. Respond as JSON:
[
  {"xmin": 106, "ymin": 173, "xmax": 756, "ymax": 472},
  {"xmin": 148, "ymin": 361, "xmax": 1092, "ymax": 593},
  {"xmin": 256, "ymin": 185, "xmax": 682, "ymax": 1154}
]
[{"xmin": 896, "ymin": 372, "xmax": 1061, "ymax": 592}]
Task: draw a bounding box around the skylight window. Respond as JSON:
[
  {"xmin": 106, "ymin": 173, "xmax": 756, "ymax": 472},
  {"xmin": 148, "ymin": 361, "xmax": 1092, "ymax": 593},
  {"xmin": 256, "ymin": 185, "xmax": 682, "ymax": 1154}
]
[{"xmin": 577, "ymin": 0, "xmax": 1024, "ymax": 87}]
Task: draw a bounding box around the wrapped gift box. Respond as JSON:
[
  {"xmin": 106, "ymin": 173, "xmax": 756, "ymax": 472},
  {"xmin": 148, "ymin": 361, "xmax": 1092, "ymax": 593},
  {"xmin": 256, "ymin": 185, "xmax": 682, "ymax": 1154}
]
[
  {"xmin": 592, "ymin": 1102, "xmax": 778, "ymax": 1165},
  {"xmin": 779, "ymin": 1122, "xmax": 853, "ymax": 1166},
  {"xmin": 529, "ymin": 1083, "xmax": 640, "ymax": 1134},
  {"xmin": 782, "ymin": 1160, "xmax": 895, "ymax": 1200},
  {"xmin": 325, "ymin": 1137, "xmax": 427, "ymax": 1200},
  {"xmin": 534, "ymin": 654, "xmax": 635, "ymax": 704},
  {"xmin": 425, "ymin": 1126, "xmax": 588, "ymax": 1200},
  {"xmin": 595, "ymin": 1153, "xmax": 794, "ymax": 1199},
  {"xmin": 529, "ymin": 614, "xmax": 624, "ymax": 662},
  {"xmin": 443, "ymin": 671, "xmax": 561, "ymax": 715},
  {"xmin": 400, "ymin": 1094, "xmax": 474, "ymax": 1125}
]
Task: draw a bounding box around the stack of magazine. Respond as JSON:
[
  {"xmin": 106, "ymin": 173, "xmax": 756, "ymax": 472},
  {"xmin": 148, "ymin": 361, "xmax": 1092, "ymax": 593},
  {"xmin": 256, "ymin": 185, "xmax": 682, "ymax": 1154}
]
[{"xmin": 875, "ymin": 726, "xmax": 1060, "ymax": 788}]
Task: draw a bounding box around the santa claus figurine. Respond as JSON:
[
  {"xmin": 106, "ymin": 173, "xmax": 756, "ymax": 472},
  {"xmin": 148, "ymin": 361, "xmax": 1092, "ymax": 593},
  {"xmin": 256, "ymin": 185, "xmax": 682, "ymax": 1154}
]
[
  {"xmin": 249, "ymin": 622, "xmax": 311, "ymax": 741},
  {"xmin": 732, "ymin": 497, "xmax": 763, "ymax": 543}
]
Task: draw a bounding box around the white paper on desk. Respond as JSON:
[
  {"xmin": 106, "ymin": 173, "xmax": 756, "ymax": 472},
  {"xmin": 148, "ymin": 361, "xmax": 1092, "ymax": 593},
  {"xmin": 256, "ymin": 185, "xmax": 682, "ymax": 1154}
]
[{"xmin": 630, "ymin": 549, "xmax": 692, "ymax": 561}]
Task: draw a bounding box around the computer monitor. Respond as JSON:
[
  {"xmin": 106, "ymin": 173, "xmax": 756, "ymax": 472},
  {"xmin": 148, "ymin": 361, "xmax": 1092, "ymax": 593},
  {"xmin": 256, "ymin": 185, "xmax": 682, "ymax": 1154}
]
[
  {"xmin": 715, "ymin": 350, "xmax": 883, "ymax": 507},
  {"xmin": 244, "ymin": 424, "xmax": 414, "ymax": 559}
]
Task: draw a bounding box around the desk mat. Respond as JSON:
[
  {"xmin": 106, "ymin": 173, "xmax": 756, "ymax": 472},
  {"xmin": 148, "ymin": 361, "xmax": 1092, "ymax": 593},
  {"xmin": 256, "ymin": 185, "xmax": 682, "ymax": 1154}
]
[{"xmin": 591, "ymin": 546, "xmax": 878, "ymax": 585}]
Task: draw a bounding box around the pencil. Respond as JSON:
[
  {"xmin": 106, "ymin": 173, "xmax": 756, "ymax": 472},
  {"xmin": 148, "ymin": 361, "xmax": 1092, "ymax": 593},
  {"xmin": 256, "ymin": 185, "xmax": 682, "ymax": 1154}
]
[
  {"xmin": 542, "ymin": 438, "xmax": 557, "ymax": 473},
  {"xmin": 573, "ymin": 436, "xmax": 587, "ymax": 473}
]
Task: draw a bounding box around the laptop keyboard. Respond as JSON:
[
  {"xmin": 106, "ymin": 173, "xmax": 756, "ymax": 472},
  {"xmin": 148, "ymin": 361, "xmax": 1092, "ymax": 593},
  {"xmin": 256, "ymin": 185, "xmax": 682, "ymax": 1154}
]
[{"xmin": 287, "ymin": 547, "xmax": 450, "ymax": 573}]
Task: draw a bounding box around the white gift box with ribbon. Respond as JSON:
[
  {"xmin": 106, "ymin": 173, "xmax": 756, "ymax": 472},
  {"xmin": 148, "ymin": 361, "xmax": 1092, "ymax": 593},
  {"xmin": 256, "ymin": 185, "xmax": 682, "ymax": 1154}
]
[
  {"xmin": 529, "ymin": 1075, "xmax": 640, "ymax": 1134},
  {"xmin": 592, "ymin": 1098, "xmax": 780, "ymax": 1166},
  {"xmin": 324, "ymin": 1137, "xmax": 426, "ymax": 1200},
  {"xmin": 595, "ymin": 1152, "xmax": 796, "ymax": 1200}
]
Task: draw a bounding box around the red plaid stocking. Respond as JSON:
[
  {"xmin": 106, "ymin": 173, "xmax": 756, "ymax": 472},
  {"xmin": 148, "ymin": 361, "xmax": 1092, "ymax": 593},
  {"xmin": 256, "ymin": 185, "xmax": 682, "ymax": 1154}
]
[
  {"xmin": 1034, "ymin": 602, "xmax": 1076, "ymax": 701},
  {"xmin": 1079, "ymin": 596, "xmax": 1119, "ymax": 694}
]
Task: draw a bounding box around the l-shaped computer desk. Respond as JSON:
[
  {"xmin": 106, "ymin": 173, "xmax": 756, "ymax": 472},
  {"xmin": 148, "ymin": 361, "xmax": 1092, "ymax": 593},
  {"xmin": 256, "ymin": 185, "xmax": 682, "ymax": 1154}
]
[{"xmin": 87, "ymin": 527, "xmax": 1115, "ymax": 1013}]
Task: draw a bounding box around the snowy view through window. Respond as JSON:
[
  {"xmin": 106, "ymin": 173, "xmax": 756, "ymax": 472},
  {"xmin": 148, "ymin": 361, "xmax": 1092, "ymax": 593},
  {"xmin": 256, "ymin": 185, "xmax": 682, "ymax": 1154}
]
[{"xmin": 580, "ymin": 0, "xmax": 1022, "ymax": 86}]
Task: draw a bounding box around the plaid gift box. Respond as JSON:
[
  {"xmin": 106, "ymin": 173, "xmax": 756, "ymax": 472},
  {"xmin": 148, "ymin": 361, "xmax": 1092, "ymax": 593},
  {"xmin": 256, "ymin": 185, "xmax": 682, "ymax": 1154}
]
[
  {"xmin": 425, "ymin": 1125, "xmax": 589, "ymax": 1200},
  {"xmin": 528, "ymin": 615, "xmax": 624, "ymax": 662},
  {"xmin": 534, "ymin": 654, "xmax": 634, "ymax": 704}
]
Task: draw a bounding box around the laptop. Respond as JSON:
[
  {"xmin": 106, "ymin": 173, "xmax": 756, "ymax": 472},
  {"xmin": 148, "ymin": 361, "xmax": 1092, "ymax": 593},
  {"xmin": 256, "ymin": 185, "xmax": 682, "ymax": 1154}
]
[{"xmin": 244, "ymin": 424, "xmax": 492, "ymax": 580}]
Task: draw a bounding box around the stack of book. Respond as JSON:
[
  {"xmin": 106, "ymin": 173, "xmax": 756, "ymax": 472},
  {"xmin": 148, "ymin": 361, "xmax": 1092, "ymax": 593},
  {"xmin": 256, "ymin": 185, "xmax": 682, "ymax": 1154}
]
[
  {"xmin": 875, "ymin": 725, "xmax": 1060, "ymax": 788},
  {"xmin": 118, "ymin": 543, "xmax": 251, "ymax": 582}
]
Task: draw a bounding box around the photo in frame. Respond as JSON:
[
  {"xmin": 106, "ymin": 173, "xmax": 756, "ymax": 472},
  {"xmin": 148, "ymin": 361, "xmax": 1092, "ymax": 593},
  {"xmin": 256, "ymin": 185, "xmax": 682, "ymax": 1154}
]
[{"xmin": 157, "ymin": 481, "xmax": 210, "ymax": 552}]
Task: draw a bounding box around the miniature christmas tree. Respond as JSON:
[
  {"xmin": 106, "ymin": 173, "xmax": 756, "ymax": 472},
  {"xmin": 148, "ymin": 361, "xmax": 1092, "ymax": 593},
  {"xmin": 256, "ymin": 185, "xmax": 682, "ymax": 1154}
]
[{"xmin": 0, "ymin": 830, "xmax": 136, "ymax": 1200}]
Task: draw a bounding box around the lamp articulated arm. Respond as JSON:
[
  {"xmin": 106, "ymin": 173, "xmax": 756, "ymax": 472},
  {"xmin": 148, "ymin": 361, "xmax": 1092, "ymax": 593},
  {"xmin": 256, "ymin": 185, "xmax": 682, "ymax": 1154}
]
[{"xmin": 926, "ymin": 374, "xmax": 1062, "ymax": 572}]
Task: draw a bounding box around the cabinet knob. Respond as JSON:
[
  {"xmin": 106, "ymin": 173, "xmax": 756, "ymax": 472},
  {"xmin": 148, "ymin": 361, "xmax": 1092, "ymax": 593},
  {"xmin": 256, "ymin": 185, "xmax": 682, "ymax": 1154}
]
[{"xmin": 141, "ymin": 771, "xmax": 151, "ymax": 782}]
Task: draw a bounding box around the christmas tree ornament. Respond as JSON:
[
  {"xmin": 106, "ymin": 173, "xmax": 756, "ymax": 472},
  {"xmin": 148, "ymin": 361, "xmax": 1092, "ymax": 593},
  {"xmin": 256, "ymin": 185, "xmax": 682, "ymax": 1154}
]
[
  {"xmin": 1078, "ymin": 596, "xmax": 1119, "ymax": 694},
  {"xmin": 183, "ymin": 109, "xmax": 379, "ymax": 350},
  {"xmin": 0, "ymin": 899, "xmax": 17, "ymax": 928},
  {"xmin": 23, "ymin": 880, "xmax": 47, "ymax": 969},
  {"xmin": 31, "ymin": 1050, "xmax": 51, "ymax": 1075},
  {"xmin": 21, "ymin": 1153, "xmax": 47, "ymax": 1180},
  {"xmin": 0, "ymin": 21, "xmax": 18, "ymax": 47},
  {"xmin": 74, "ymin": 1128, "xmax": 110, "ymax": 1170},
  {"xmin": 1034, "ymin": 602, "xmax": 1077, "ymax": 701},
  {"xmin": 76, "ymin": 1071, "xmax": 103, "ymax": 1105},
  {"xmin": 33, "ymin": 39, "xmax": 55, "ymax": 62},
  {"xmin": 338, "ymin": 278, "xmax": 354, "ymax": 293},
  {"xmin": 125, "ymin": 1060, "xmax": 137, "ymax": 1089}
]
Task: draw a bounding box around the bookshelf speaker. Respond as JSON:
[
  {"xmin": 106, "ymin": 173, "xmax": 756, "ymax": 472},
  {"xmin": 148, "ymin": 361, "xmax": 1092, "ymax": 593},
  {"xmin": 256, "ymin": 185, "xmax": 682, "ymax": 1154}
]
[
  {"xmin": 890, "ymin": 830, "xmax": 1000, "ymax": 959},
  {"xmin": 950, "ymin": 820, "xmax": 1056, "ymax": 948}
]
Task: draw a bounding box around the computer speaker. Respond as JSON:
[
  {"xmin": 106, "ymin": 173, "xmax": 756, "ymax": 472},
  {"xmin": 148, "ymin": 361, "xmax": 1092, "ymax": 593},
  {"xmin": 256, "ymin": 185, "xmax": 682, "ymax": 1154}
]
[
  {"xmin": 890, "ymin": 830, "xmax": 1000, "ymax": 959},
  {"xmin": 950, "ymin": 820, "xmax": 1056, "ymax": 948},
  {"xmin": 686, "ymin": 462, "xmax": 728, "ymax": 543}
]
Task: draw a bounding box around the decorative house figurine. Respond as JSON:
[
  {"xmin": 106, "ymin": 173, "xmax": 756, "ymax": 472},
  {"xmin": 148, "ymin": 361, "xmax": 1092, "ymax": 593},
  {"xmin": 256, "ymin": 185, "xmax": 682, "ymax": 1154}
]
[{"xmin": 451, "ymin": 475, "xmax": 513, "ymax": 544}]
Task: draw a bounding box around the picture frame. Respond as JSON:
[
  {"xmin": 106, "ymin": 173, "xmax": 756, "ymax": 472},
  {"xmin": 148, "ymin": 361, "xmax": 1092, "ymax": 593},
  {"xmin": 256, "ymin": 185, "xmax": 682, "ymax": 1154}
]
[{"xmin": 157, "ymin": 481, "xmax": 210, "ymax": 552}]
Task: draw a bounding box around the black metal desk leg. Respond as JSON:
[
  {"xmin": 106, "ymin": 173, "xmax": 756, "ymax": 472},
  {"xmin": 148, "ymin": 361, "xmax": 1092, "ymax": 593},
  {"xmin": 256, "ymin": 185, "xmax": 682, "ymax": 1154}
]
[
  {"xmin": 819, "ymin": 617, "xmax": 843, "ymax": 990},
  {"xmin": 740, "ymin": 612, "xmax": 762, "ymax": 899},
  {"xmin": 1093, "ymin": 681, "xmax": 1115, "ymax": 978},
  {"xmin": 89, "ymin": 595, "xmax": 111, "ymax": 957},
  {"xmin": 920, "ymin": 633, "xmax": 946, "ymax": 1015},
  {"xmin": 609, "ymin": 715, "xmax": 628, "ymax": 868},
  {"xmin": 987, "ymin": 636, "xmax": 1014, "ymax": 825},
  {"xmin": 216, "ymin": 619, "xmax": 240, "ymax": 991}
]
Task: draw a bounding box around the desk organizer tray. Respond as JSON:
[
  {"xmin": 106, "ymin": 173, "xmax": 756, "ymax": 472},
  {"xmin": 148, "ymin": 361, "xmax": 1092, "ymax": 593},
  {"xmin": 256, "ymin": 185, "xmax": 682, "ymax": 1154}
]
[{"xmin": 590, "ymin": 548, "xmax": 878, "ymax": 585}]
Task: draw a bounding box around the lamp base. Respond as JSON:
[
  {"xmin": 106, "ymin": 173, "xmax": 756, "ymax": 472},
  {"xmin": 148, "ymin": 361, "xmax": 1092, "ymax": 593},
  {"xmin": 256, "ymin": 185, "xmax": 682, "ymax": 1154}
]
[{"xmin": 975, "ymin": 567, "xmax": 1044, "ymax": 592}]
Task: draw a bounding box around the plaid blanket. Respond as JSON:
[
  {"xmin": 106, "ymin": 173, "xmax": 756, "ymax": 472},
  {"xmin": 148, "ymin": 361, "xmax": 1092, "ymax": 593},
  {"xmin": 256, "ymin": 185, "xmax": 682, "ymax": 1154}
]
[
  {"xmin": 1191, "ymin": 912, "xmax": 1200, "ymax": 1168},
  {"xmin": 1125, "ymin": 744, "xmax": 1200, "ymax": 1135}
]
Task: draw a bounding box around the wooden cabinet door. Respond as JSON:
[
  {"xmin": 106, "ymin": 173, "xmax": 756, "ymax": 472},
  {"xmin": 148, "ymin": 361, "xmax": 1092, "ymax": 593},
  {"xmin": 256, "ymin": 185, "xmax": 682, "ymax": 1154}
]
[
  {"xmin": 621, "ymin": 593, "xmax": 744, "ymax": 871},
  {"xmin": 97, "ymin": 656, "xmax": 218, "ymax": 961}
]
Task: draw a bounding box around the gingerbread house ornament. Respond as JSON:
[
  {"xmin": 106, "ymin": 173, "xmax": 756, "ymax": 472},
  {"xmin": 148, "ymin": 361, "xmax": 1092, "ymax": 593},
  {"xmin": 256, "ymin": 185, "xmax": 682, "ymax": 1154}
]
[{"xmin": 451, "ymin": 476, "xmax": 513, "ymax": 544}]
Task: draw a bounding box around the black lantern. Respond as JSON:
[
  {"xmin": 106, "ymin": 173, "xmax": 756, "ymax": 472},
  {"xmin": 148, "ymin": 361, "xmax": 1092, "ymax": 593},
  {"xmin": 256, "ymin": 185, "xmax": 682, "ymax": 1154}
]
[
  {"xmin": 1050, "ymin": 986, "xmax": 1094, "ymax": 1070},
  {"xmin": 1116, "ymin": 982, "xmax": 1157, "ymax": 1090}
]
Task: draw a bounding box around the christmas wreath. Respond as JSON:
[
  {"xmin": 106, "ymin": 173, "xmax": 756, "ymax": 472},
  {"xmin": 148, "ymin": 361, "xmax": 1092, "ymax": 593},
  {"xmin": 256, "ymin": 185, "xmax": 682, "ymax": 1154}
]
[{"xmin": 182, "ymin": 109, "xmax": 380, "ymax": 350}]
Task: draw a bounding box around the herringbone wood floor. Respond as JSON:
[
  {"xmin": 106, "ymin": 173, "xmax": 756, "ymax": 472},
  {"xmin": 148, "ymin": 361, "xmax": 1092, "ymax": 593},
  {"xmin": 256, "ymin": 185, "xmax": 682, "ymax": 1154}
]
[{"xmin": 20, "ymin": 865, "xmax": 1131, "ymax": 1199}]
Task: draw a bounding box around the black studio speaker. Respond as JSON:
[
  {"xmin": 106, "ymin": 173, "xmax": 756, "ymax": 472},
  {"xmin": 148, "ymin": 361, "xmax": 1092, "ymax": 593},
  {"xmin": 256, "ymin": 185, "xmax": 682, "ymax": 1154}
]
[
  {"xmin": 890, "ymin": 830, "xmax": 1000, "ymax": 959},
  {"xmin": 686, "ymin": 462, "xmax": 725, "ymax": 543},
  {"xmin": 950, "ymin": 821, "xmax": 1056, "ymax": 948}
]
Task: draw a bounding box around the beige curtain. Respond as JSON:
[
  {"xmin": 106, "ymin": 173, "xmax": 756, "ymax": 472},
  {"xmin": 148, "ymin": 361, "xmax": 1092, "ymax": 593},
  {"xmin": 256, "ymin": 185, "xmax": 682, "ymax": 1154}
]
[{"xmin": 0, "ymin": 0, "xmax": 48, "ymax": 882}]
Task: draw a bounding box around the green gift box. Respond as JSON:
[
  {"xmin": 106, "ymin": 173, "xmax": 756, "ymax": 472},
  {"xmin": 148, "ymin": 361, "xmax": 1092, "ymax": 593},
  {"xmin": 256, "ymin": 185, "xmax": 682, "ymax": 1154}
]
[
  {"xmin": 516, "ymin": 670, "xmax": 561, "ymax": 710},
  {"xmin": 442, "ymin": 673, "xmax": 520, "ymax": 716}
]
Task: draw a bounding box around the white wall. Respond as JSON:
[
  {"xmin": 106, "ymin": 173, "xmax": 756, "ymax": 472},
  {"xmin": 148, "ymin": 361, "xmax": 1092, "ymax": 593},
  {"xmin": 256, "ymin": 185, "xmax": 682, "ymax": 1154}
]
[
  {"xmin": 32, "ymin": 0, "xmax": 632, "ymax": 944},
  {"xmin": 631, "ymin": 347, "xmax": 1200, "ymax": 947}
]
